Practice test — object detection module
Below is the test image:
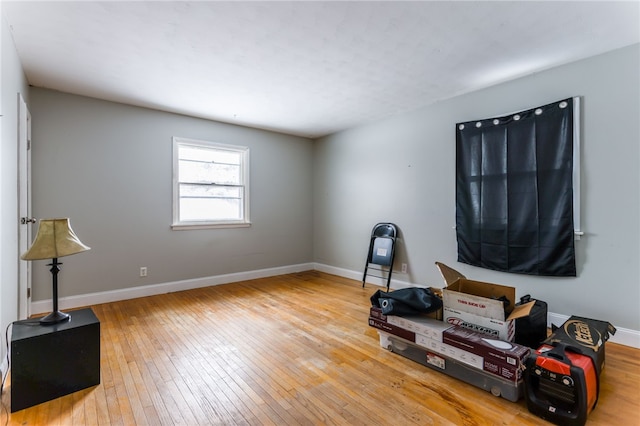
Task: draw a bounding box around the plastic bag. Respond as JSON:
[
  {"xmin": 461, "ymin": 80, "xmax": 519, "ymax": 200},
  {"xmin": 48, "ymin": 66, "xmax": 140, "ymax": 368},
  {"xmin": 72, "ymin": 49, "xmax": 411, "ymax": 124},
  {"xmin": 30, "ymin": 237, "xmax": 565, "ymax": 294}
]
[{"xmin": 370, "ymin": 287, "xmax": 442, "ymax": 316}]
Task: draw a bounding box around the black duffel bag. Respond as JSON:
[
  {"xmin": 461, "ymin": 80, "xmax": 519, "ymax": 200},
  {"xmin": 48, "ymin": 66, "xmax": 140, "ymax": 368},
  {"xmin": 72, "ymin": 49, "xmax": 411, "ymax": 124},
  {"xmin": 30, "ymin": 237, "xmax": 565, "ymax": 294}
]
[{"xmin": 370, "ymin": 287, "xmax": 442, "ymax": 316}]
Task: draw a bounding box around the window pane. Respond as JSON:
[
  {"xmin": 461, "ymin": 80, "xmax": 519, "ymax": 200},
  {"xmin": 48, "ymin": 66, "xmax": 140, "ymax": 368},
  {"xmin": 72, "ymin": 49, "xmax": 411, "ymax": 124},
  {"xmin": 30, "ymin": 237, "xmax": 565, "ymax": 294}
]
[
  {"xmin": 180, "ymin": 184, "xmax": 241, "ymax": 199},
  {"xmin": 179, "ymin": 160, "xmax": 240, "ymax": 185},
  {"xmin": 179, "ymin": 184, "xmax": 243, "ymax": 221},
  {"xmin": 180, "ymin": 197, "xmax": 242, "ymax": 221}
]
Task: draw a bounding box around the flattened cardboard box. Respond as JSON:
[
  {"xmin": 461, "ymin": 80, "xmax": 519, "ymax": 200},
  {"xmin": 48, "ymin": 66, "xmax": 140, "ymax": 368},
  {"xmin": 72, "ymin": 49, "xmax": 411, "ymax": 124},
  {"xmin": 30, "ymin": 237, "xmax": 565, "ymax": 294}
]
[
  {"xmin": 414, "ymin": 333, "xmax": 484, "ymax": 370},
  {"xmin": 443, "ymin": 326, "xmax": 530, "ymax": 383},
  {"xmin": 385, "ymin": 315, "xmax": 452, "ymax": 342},
  {"xmin": 443, "ymin": 278, "xmax": 535, "ymax": 342},
  {"xmin": 368, "ymin": 317, "xmax": 416, "ymax": 343},
  {"xmin": 379, "ymin": 330, "xmax": 524, "ymax": 402},
  {"xmin": 370, "ymin": 307, "xmax": 484, "ymax": 371},
  {"xmin": 368, "ymin": 308, "xmax": 447, "ymax": 344},
  {"xmin": 369, "ymin": 306, "xmax": 388, "ymax": 322}
]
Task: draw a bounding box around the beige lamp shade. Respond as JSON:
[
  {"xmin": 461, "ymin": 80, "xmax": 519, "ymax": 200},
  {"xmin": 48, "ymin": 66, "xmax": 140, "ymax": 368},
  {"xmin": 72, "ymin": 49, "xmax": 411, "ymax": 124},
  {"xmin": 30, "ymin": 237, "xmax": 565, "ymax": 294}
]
[{"xmin": 21, "ymin": 218, "xmax": 90, "ymax": 260}]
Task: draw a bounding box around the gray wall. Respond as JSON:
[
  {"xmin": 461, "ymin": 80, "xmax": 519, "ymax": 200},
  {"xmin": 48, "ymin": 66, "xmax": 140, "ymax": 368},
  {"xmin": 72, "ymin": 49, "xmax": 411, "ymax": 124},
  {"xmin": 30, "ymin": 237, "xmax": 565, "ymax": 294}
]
[
  {"xmin": 1, "ymin": 10, "xmax": 29, "ymax": 363},
  {"xmin": 29, "ymin": 89, "xmax": 314, "ymax": 300},
  {"xmin": 314, "ymin": 44, "xmax": 640, "ymax": 331},
  {"xmin": 7, "ymin": 15, "xmax": 640, "ymax": 338}
]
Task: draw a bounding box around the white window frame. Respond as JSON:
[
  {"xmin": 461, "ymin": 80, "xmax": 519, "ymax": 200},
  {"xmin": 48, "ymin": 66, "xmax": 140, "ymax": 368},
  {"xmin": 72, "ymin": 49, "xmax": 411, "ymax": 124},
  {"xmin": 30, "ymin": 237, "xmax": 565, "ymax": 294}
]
[{"xmin": 172, "ymin": 137, "xmax": 250, "ymax": 230}]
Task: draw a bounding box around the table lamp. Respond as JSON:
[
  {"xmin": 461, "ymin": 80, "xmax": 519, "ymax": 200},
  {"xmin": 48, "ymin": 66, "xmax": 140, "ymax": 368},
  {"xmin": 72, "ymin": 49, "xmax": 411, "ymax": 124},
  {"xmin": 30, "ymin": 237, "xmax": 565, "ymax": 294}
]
[{"xmin": 21, "ymin": 218, "xmax": 90, "ymax": 324}]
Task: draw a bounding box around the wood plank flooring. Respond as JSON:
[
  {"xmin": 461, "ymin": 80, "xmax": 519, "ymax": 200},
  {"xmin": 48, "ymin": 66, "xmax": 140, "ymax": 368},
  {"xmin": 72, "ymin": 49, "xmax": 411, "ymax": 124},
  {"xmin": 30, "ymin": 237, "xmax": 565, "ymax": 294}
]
[{"xmin": 1, "ymin": 271, "xmax": 639, "ymax": 425}]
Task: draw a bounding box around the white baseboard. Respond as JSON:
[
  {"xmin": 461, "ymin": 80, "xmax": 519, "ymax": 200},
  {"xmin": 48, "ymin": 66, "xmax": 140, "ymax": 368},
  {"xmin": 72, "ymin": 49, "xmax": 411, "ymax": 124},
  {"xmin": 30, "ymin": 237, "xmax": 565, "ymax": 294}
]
[
  {"xmin": 31, "ymin": 263, "xmax": 315, "ymax": 315},
  {"xmin": 313, "ymin": 263, "xmax": 417, "ymax": 290},
  {"xmin": 31, "ymin": 261, "xmax": 639, "ymax": 349},
  {"xmin": 314, "ymin": 263, "xmax": 640, "ymax": 349}
]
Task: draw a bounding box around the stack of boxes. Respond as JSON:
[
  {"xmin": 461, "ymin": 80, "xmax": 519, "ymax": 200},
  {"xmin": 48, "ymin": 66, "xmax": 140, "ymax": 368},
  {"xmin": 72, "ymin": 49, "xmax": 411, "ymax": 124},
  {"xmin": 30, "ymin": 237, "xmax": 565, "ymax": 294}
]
[
  {"xmin": 369, "ymin": 263, "xmax": 617, "ymax": 425},
  {"xmin": 370, "ymin": 307, "xmax": 529, "ymax": 401},
  {"xmin": 369, "ymin": 263, "xmax": 536, "ymax": 402}
]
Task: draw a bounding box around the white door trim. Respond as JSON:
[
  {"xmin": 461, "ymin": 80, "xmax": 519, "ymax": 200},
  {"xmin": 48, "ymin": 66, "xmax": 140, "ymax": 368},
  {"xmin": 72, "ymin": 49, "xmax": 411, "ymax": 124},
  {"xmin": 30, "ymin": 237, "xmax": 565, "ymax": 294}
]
[{"xmin": 18, "ymin": 93, "xmax": 32, "ymax": 320}]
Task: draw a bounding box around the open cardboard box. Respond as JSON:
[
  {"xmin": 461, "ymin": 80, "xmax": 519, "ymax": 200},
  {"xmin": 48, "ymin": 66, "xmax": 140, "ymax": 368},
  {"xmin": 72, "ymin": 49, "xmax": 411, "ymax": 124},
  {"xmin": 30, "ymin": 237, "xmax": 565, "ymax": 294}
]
[
  {"xmin": 435, "ymin": 261, "xmax": 466, "ymax": 286},
  {"xmin": 436, "ymin": 262, "xmax": 536, "ymax": 342}
]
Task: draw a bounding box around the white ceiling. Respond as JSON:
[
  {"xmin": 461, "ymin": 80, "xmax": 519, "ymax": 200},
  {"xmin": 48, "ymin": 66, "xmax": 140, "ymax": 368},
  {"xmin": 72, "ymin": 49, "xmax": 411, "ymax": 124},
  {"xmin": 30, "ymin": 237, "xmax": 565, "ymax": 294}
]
[{"xmin": 2, "ymin": 1, "xmax": 639, "ymax": 138}]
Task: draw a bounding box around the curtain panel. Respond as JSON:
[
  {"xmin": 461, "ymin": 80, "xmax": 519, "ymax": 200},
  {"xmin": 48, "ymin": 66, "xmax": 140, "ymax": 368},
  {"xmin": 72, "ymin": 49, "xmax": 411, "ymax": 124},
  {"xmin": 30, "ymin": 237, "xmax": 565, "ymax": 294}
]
[{"xmin": 455, "ymin": 98, "xmax": 576, "ymax": 277}]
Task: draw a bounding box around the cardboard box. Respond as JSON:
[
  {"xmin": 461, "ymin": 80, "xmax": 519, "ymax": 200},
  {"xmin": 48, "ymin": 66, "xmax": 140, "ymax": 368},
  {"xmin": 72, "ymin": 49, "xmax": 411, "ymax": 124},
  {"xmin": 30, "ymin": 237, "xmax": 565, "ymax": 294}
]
[
  {"xmin": 443, "ymin": 326, "xmax": 530, "ymax": 383},
  {"xmin": 414, "ymin": 333, "xmax": 484, "ymax": 370},
  {"xmin": 427, "ymin": 304, "xmax": 443, "ymax": 321},
  {"xmin": 372, "ymin": 310, "xmax": 522, "ymax": 383},
  {"xmin": 385, "ymin": 315, "xmax": 452, "ymax": 342},
  {"xmin": 442, "ymin": 277, "xmax": 534, "ymax": 341},
  {"xmin": 543, "ymin": 315, "xmax": 616, "ymax": 375},
  {"xmin": 435, "ymin": 261, "xmax": 466, "ymax": 285},
  {"xmin": 368, "ymin": 307, "xmax": 447, "ymax": 344},
  {"xmin": 378, "ymin": 330, "xmax": 524, "ymax": 402},
  {"xmin": 368, "ymin": 317, "xmax": 416, "ymax": 342},
  {"xmin": 370, "ymin": 307, "xmax": 482, "ymax": 370},
  {"xmin": 369, "ymin": 306, "xmax": 388, "ymax": 322},
  {"xmin": 443, "ymin": 306, "xmax": 514, "ymax": 341}
]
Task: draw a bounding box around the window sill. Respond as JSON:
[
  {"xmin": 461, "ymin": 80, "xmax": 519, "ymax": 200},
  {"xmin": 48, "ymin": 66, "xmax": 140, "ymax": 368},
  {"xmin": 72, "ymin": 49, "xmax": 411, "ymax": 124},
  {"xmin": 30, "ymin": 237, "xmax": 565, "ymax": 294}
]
[{"xmin": 171, "ymin": 222, "xmax": 252, "ymax": 231}]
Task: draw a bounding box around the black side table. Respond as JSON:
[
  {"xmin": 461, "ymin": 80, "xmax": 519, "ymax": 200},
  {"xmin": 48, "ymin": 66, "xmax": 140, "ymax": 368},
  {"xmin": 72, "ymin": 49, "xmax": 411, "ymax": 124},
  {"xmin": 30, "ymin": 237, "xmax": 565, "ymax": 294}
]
[{"xmin": 11, "ymin": 308, "xmax": 101, "ymax": 412}]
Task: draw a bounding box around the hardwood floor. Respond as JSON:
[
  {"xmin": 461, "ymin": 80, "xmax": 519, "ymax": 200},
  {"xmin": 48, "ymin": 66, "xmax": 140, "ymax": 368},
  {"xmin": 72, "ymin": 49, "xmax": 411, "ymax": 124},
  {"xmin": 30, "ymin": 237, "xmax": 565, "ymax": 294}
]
[{"xmin": 2, "ymin": 271, "xmax": 639, "ymax": 425}]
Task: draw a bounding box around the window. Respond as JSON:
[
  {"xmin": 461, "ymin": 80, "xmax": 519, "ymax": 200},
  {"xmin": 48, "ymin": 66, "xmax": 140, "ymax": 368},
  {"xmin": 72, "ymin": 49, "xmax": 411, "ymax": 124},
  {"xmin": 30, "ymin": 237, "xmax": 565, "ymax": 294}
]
[{"xmin": 172, "ymin": 137, "xmax": 250, "ymax": 230}]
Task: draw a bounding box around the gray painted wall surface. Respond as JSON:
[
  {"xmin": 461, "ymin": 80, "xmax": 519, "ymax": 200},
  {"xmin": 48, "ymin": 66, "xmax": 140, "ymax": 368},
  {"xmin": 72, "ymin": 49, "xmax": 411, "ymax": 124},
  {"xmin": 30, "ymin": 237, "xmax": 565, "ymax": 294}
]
[
  {"xmin": 314, "ymin": 44, "xmax": 640, "ymax": 331},
  {"xmin": 30, "ymin": 89, "xmax": 314, "ymax": 300},
  {"xmin": 1, "ymin": 11, "xmax": 29, "ymax": 361}
]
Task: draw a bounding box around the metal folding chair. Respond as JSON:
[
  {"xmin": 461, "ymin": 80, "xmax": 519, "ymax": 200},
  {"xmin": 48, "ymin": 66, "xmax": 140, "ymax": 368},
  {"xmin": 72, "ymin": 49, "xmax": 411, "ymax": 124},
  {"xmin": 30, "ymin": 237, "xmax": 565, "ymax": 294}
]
[{"xmin": 362, "ymin": 223, "xmax": 397, "ymax": 292}]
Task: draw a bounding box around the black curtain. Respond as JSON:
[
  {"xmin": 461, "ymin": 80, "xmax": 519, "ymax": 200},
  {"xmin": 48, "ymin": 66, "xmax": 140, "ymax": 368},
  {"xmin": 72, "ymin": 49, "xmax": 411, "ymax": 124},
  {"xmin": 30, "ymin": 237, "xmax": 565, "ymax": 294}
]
[{"xmin": 456, "ymin": 98, "xmax": 576, "ymax": 276}]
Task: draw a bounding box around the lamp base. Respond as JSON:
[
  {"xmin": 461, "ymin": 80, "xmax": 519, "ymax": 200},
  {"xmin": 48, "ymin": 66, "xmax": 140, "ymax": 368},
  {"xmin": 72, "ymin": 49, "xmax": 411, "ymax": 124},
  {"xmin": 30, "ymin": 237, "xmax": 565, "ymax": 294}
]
[{"xmin": 39, "ymin": 311, "xmax": 70, "ymax": 325}]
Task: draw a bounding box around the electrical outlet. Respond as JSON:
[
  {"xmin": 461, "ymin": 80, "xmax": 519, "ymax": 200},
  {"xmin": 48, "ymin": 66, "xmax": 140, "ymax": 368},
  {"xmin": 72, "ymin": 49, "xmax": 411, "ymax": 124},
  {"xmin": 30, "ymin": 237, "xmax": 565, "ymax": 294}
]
[
  {"xmin": 140, "ymin": 267, "xmax": 147, "ymax": 277},
  {"xmin": 401, "ymin": 263, "xmax": 407, "ymax": 274}
]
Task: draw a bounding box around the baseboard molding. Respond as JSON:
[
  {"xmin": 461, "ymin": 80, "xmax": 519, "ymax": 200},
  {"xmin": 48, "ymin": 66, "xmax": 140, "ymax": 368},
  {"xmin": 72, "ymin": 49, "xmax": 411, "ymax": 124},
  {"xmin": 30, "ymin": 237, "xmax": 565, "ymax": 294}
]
[
  {"xmin": 314, "ymin": 263, "xmax": 640, "ymax": 349},
  {"xmin": 31, "ymin": 262, "xmax": 639, "ymax": 349},
  {"xmin": 31, "ymin": 263, "xmax": 315, "ymax": 315},
  {"xmin": 313, "ymin": 263, "xmax": 417, "ymax": 290}
]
